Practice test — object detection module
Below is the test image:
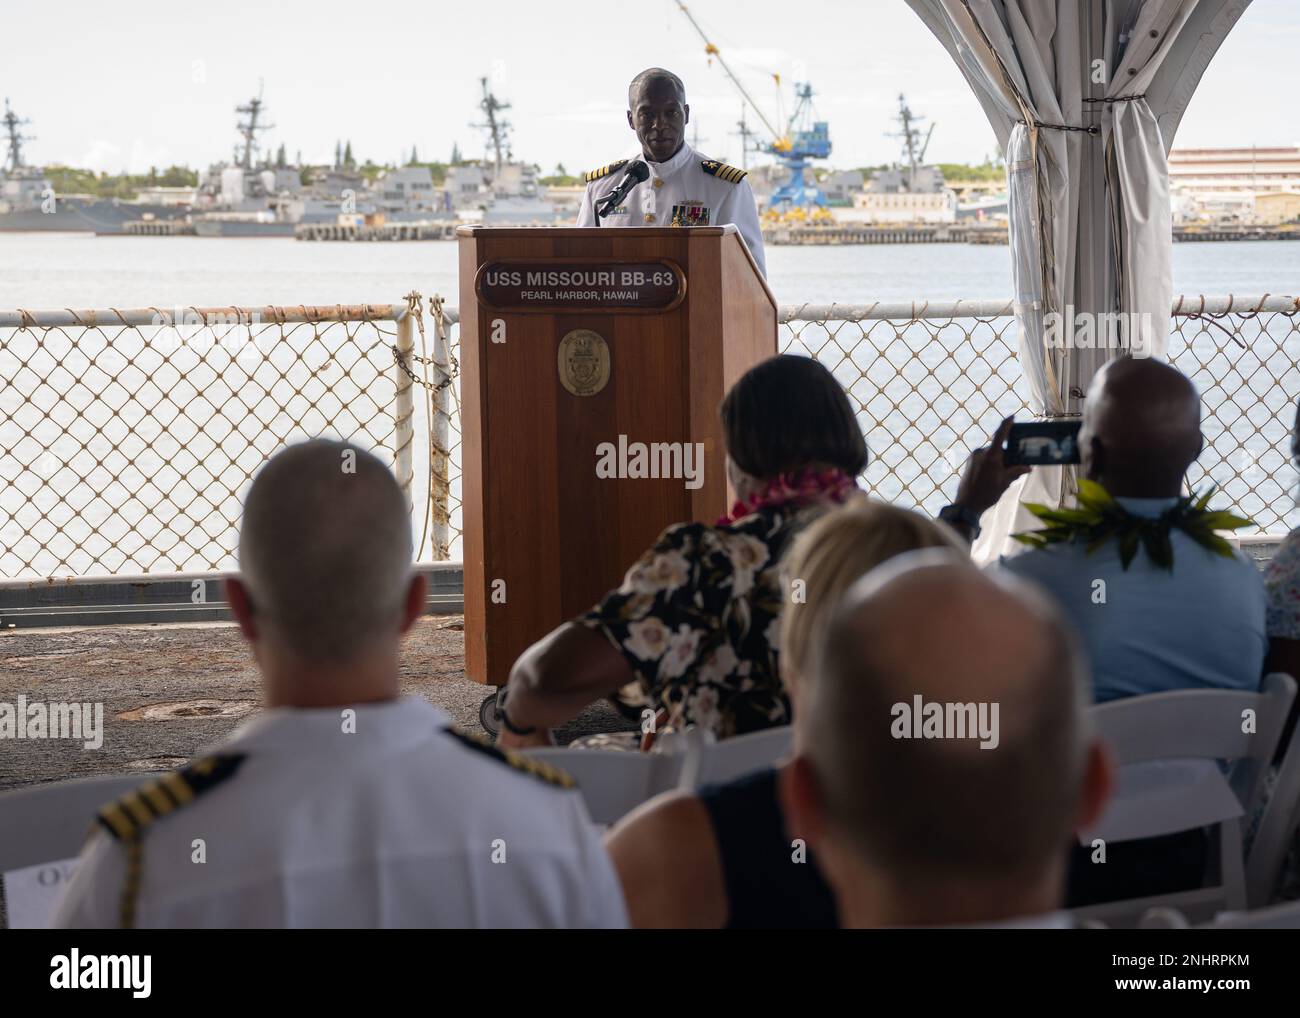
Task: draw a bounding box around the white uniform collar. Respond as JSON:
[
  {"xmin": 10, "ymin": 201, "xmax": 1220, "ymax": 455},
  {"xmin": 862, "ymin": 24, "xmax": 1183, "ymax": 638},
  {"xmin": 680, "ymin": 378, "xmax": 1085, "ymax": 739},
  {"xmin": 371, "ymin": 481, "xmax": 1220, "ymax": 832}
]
[
  {"xmin": 203, "ymin": 694, "xmax": 449, "ymax": 756},
  {"xmin": 644, "ymin": 141, "xmax": 694, "ymax": 178}
]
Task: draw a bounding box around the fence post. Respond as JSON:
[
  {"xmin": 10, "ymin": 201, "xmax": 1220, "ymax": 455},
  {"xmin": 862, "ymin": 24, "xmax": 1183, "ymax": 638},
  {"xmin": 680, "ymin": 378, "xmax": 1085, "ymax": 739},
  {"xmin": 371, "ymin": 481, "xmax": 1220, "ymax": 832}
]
[
  {"xmin": 393, "ymin": 299, "xmax": 417, "ymax": 514},
  {"xmin": 429, "ymin": 296, "xmax": 452, "ymax": 560}
]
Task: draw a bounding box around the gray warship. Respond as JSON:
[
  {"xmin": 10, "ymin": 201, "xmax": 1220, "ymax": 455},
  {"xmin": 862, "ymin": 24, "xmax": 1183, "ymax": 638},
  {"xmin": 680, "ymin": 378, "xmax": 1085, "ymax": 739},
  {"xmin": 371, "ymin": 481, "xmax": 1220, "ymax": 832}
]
[
  {"xmin": 190, "ymin": 89, "xmax": 451, "ymax": 237},
  {"xmin": 451, "ymin": 78, "xmax": 561, "ymax": 225},
  {"xmin": 0, "ymin": 98, "xmax": 191, "ymax": 233}
]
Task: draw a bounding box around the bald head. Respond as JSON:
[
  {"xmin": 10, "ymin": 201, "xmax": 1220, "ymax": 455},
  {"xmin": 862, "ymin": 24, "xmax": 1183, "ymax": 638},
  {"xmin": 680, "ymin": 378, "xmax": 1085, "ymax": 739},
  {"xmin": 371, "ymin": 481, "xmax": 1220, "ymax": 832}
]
[
  {"xmin": 627, "ymin": 68, "xmax": 688, "ymax": 164},
  {"xmin": 238, "ymin": 439, "xmax": 413, "ymax": 663},
  {"xmin": 628, "ymin": 67, "xmax": 685, "ymax": 107},
  {"xmin": 804, "ymin": 552, "xmax": 1090, "ymax": 883},
  {"xmin": 1081, "ymin": 356, "xmax": 1202, "ymax": 497}
]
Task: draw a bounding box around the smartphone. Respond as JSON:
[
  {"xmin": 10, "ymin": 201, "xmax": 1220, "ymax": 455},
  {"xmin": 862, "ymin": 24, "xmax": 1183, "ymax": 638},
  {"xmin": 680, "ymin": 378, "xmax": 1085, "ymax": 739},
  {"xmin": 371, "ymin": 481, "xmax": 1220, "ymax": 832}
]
[{"xmin": 1003, "ymin": 420, "xmax": 1082, "ymax": 466}]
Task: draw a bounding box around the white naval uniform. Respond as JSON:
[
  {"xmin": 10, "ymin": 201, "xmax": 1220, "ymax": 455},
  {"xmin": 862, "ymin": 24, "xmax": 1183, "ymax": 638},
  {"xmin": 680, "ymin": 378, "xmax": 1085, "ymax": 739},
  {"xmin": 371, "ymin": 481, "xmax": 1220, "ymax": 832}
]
[
  {"xmin": 576, "ymin": 142, "xmax": 767, "ymax": 278},
  {"xmin": 49, "ymin": 696, "xmax": 628, "ymax": 929}
]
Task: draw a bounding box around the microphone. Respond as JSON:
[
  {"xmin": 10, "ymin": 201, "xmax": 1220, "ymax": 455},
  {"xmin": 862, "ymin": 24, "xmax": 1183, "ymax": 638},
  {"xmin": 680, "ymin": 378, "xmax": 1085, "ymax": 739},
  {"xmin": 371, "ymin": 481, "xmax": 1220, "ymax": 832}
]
[{"xmin": 595, "ymin": 161, "xmax": 650, "ymax": 221}]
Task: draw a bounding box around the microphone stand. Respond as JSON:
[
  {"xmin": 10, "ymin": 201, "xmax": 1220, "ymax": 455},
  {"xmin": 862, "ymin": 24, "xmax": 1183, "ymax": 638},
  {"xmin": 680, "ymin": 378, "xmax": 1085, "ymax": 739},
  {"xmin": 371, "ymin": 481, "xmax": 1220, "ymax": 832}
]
[{"xmin": 594, "ymin": 162, "xmax": 649, "ymax": 225}]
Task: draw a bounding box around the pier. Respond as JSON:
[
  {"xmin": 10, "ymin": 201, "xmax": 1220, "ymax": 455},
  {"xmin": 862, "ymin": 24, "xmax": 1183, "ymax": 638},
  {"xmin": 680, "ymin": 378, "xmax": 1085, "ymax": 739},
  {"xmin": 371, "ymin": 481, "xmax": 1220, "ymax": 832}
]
[
  {"xmin": 123, "ymin": 219, "xmax": 196, "ymax": 236},
  {"xmin": 1173, "ymin": 224, "xmax": 1300, "ymax": 242},
  {"xmin": 295, "ymin": 220, "xmax": 459, "ymax": 242},
  {"xmin": 763, "ymin": 223, "xmax": 1009, "ymax": 245},
  {"xmin": 760, "ymin": 222, "xmax": 1300, "ymax": 246}
]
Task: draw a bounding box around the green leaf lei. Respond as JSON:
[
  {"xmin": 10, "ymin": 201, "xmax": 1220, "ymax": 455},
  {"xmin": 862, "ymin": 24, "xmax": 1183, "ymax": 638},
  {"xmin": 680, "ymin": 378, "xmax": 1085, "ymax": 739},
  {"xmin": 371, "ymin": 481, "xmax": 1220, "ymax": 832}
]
[{"xmin": 1011, "ymin": 478, "xmax": 1255, "ymax": 571}]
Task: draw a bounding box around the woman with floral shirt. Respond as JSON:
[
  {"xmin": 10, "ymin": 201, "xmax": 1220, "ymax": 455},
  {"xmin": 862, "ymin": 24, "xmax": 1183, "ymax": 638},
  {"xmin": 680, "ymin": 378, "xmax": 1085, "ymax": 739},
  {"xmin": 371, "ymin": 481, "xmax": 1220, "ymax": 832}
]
[{"xmin": 497, "ymin": 354, "xmax": 868, "ymax": 746}]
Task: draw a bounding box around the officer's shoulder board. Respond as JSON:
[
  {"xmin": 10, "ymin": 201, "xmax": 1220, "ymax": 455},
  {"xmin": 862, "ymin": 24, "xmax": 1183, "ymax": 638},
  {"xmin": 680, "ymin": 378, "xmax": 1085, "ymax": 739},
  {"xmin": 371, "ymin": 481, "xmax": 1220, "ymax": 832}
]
[
  {"xmin": 701, "ymin": 159, "xmax": 747, "ymax": 184},
  {"xmin": 584, "ymin": 159, "xmax": 628, "ymax": 185},
  {"xmin": 95, "ymin": 754, "xmax": 245, "ymax": 843},
  {"xmin": 94, "ymin": 754, "xmax": 244, "ymax": 929},
  {"xmin": 445, "ymin": 726, "xmax": 575, "ymax": 789}
]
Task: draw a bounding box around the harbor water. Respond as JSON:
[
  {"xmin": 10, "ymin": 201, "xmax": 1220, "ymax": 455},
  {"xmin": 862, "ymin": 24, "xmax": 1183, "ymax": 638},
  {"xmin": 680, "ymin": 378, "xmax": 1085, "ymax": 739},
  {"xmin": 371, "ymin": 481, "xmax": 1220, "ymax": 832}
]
[{"xmin": 1, "ymin": 233, "xmax": 1297, "ymax": 307}]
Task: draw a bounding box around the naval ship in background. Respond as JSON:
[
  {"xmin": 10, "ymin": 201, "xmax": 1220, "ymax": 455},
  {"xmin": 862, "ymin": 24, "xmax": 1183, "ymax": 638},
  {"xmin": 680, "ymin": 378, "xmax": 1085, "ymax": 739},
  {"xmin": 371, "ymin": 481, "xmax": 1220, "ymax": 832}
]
[
  {"xmin": 448, "ymin": 78, "xmax": 562, "ymax": 225},
  {"xmin": 0, "ymin": 98, "xmax": 190, "ymax": 233},
  {"xmin": 1, "ymin": 82, "xmax": 564, "ymax": 238},
  {"xmin": 217, "ymin": 80, "xmax": 560, "ymax": 237},
  {"xmin": 187, "ymin": 90, "xmax": 301, "ymax": 237}
]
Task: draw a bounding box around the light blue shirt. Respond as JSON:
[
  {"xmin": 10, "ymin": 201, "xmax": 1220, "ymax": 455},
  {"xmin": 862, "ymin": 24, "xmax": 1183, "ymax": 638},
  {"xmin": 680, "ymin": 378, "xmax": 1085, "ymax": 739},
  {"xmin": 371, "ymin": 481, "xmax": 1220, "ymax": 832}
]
[{"xmin": 997, "ymin": 496, "xmax": 1267, "ymax": 703}]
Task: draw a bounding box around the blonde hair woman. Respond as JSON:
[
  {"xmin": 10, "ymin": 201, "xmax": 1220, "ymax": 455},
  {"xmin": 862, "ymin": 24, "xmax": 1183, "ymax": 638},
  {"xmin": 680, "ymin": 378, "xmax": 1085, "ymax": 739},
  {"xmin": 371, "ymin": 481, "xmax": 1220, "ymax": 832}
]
[{"xmin": 604, "ymin": 498, "xmax": 966, "ymax": 928}]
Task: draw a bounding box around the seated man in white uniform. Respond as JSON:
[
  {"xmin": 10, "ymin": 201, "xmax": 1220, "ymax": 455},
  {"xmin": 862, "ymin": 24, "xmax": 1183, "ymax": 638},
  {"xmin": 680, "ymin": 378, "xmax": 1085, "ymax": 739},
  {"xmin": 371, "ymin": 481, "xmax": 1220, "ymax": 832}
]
[
  {"xmin": 51, "ymin": 439, "xmax": 627, "ymax": 929},
  {"xmin": 577, "ymin": 67, "xmax": 767, "ymax": 277}
]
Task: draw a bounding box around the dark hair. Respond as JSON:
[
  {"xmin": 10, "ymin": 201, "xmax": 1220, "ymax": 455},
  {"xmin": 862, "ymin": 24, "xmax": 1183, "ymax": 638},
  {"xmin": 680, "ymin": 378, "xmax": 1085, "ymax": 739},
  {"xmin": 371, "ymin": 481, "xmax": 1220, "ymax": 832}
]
[{"xmin": 720, "ymin": 354, "xmax": 868, "ymax": 479}]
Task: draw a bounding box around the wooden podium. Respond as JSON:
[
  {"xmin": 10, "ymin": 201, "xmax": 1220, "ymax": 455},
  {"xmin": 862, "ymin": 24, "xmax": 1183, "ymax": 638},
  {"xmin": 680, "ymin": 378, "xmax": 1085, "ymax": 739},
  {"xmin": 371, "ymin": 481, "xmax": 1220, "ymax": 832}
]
[{"xmin": 457, "ymin": 225, "xmax": 776, "ymax": 687}]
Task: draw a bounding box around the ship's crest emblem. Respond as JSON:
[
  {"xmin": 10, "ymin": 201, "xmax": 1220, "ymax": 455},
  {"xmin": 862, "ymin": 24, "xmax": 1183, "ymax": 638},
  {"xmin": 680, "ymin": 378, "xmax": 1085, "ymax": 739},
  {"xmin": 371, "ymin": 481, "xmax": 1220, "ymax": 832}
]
[{"xmin": 558, "ymin": 329, "xmax": 611, "ymax": 397}]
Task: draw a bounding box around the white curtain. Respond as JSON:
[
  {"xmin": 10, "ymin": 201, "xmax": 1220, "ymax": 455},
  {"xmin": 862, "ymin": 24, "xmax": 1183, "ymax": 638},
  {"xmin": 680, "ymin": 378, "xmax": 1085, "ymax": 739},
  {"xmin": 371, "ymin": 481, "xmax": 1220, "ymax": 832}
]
[{"xmin": 904, "ymin": 0, "xmax": 1247, "ymax": 561}]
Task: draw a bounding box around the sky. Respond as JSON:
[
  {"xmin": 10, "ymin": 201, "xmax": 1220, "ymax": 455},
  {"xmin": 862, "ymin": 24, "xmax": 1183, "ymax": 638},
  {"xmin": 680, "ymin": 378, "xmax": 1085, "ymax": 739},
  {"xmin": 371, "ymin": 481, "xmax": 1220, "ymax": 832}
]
[{"xmin": 3, "ymin": 0, "xmax": 1296, "ymax": 176}]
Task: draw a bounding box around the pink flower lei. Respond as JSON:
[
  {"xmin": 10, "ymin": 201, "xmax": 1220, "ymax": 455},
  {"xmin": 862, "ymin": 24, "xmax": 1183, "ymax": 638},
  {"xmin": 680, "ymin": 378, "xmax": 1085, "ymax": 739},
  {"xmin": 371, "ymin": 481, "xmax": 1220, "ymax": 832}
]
[{"xmin": 716, "ymin": 467, "xmax": 860, "ymax": 526}]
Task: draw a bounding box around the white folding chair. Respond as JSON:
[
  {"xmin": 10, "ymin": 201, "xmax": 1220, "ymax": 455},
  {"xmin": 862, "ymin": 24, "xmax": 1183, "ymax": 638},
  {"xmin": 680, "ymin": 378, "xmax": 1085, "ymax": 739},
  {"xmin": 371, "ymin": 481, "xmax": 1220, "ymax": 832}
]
[
  {"xmin": 1205, "ymin": 899, "xmax": 1300, "ymax": 929},
  {"xmin": 1072, "ymin": 673, "xmax": 1295, "ymax": 928},
  {"xmin": 676, "ymin": 725, "xmax": 794, "ymax": 790},
  {"xmin": 1246, "ymin": 704, "xmax": 1300, "ymax": 906},
  {"xmin": 521, "ymin": 748, "xmax": 683, "ymax": 826},
  {"xmin": 0, "ymin": 773, "xmax": 160, "ymax": 873},
  {"xmin": 1138, "ymin": 907, "xmax": 1191, "ymax": 929},
  {"xmin": 0, "ymin": 773, "xmax": 161, "ymax": 928}
]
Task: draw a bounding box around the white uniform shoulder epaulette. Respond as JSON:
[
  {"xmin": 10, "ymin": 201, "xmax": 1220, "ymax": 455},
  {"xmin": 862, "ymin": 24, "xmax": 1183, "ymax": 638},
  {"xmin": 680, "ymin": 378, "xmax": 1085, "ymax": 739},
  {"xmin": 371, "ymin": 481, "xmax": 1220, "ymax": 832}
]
[
  {"xmin": 93, "ymin": 753, "xmax": 245, "ymax": 928},
  {"xmin": 700, "ymin": 159, "xmax": 747, "ymax": 184},
  {"xmin": 444, "ymin": 726, "xmax": 576, "ymax": 789},
  {"xmin": 584, "ymin": 159, "xmax": 628, "ymax": 184}
]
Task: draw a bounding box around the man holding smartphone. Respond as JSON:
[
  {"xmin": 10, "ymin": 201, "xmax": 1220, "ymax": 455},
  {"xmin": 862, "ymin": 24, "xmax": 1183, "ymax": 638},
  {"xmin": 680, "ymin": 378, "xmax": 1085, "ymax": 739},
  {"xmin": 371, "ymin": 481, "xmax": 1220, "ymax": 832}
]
[{"xmin": 937, "ymin": 416, "xmax": 1031, "ymax": 544}]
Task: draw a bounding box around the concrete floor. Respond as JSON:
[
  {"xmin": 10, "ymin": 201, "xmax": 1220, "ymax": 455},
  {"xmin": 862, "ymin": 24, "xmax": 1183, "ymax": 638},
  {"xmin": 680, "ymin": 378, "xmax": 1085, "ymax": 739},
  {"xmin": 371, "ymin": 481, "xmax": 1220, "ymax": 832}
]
[{"xmin": 0, "ymin": 615, "xmax": 630, "ymax": 792}]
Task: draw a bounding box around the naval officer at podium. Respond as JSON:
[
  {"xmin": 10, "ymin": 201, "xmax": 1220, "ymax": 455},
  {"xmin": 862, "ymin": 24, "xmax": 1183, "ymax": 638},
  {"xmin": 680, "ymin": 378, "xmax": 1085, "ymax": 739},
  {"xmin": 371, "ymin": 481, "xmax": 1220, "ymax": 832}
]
[{"xmin": 577, "ymin": 67, "xmax": 767, "ymax": 278}]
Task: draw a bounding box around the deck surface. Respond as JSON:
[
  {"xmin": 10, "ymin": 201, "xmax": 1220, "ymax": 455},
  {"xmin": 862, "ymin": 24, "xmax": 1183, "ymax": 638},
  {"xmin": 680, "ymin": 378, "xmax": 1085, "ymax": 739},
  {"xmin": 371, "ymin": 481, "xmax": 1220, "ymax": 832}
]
[{"xmin": 0, "ymin": 616, "xmax": 630, "ymax": 792}]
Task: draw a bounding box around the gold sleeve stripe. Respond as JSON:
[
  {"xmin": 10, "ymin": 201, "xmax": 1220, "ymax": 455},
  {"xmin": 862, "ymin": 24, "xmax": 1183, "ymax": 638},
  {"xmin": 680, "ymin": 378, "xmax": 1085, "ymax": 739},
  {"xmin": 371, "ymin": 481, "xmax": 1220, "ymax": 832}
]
[
  {"xmin": 701, "ymin": 160, "xmax": 747, "ymax": 184},
  {"xmin": 503, "ymin": 749, "xmax": 577, "ymax": 789},
  {"xmin": 120, "ymin": 790, "xmax": 155, "ymax": 826},
  {"xmin": 140, "ymin": 781, "xmax": 176, "ymax": 815},
  {"xmin": 94, "ymin": 755, "xmax": 240, "ymax": 845},
  {"xmin": 98, "ymin": 802, "xmax": 138, "ymax": 841},
  {"xmin": 584, "ymin": 159, "xmax": 627, "ymax": 183},
  {"xmin": 161, "ymin": 771, "xmax": 195, "ymax": 805},
  {"xmin": 444, "ymin": 727, "xmax": 576, "ymax": 788},
  {"xmin": 120, "ymin": 839, "xmax": 144, "ymax": 930}
]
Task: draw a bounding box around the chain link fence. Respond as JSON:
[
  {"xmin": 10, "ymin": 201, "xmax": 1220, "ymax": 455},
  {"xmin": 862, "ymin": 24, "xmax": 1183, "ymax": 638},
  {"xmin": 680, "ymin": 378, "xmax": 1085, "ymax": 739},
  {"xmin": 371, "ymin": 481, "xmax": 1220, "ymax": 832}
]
[
  {"xmin": 0, "ymin": 300, "xmax": 447, "ymax": 579},
  {"xmin": 2, "ymin": 294, "xmax": 1297, "ymax": 580},
  {"xmin": 781, "ymin": 295, "xmax": 1300, "ymax": 532}
]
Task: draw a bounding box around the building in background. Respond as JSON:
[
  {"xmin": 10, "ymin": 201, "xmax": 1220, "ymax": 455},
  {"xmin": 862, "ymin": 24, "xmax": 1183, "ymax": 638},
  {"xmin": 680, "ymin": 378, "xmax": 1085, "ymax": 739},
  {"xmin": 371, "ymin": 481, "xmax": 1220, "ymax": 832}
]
[
  {"xmin": 820, "ymin": 170, "xmax": 865, "ymax": 206},
  {"xmin": 840, "ymin": 188, "xmax": 957, "ymax": 224},
  {"xmin": 1169, "ymin": 146, "xmax": 1300, "ymax": 224},
  {"xmin": 1255, "ymin": 191, "xmax": 1300, "ymax": 224}
]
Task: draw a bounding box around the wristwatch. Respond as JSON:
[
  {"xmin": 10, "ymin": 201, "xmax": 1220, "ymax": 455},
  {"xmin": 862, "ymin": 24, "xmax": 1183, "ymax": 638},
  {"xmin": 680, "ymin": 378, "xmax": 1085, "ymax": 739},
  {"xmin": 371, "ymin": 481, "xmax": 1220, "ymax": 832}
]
[
  {"xmin": 497, "ymin": 688, "xmax": 538, "ymax": 736},
  {"xmin": 938, "ymin": 502, "xmax": 982, "ymax": 541}
]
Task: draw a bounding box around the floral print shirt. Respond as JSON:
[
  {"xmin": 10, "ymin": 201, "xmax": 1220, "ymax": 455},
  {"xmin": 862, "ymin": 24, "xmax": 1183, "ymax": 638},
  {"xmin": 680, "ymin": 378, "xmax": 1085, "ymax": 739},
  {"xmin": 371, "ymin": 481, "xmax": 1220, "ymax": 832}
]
[
  {"xmin": 577, "ymin": 503, "xmax": 808, "ymax": 738},
  {"xmin": 1264, "ymin": 529, "xmax": 1300, "ymax": 640}
]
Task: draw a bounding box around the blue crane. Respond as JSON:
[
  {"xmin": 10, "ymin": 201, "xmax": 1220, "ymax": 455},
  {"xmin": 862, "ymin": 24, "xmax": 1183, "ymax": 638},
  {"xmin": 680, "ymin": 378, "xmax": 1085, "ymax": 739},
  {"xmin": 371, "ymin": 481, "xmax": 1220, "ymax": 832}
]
[{"xmin": 675, "ymin": 2, "xmax": 832, "ymax": 210}]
